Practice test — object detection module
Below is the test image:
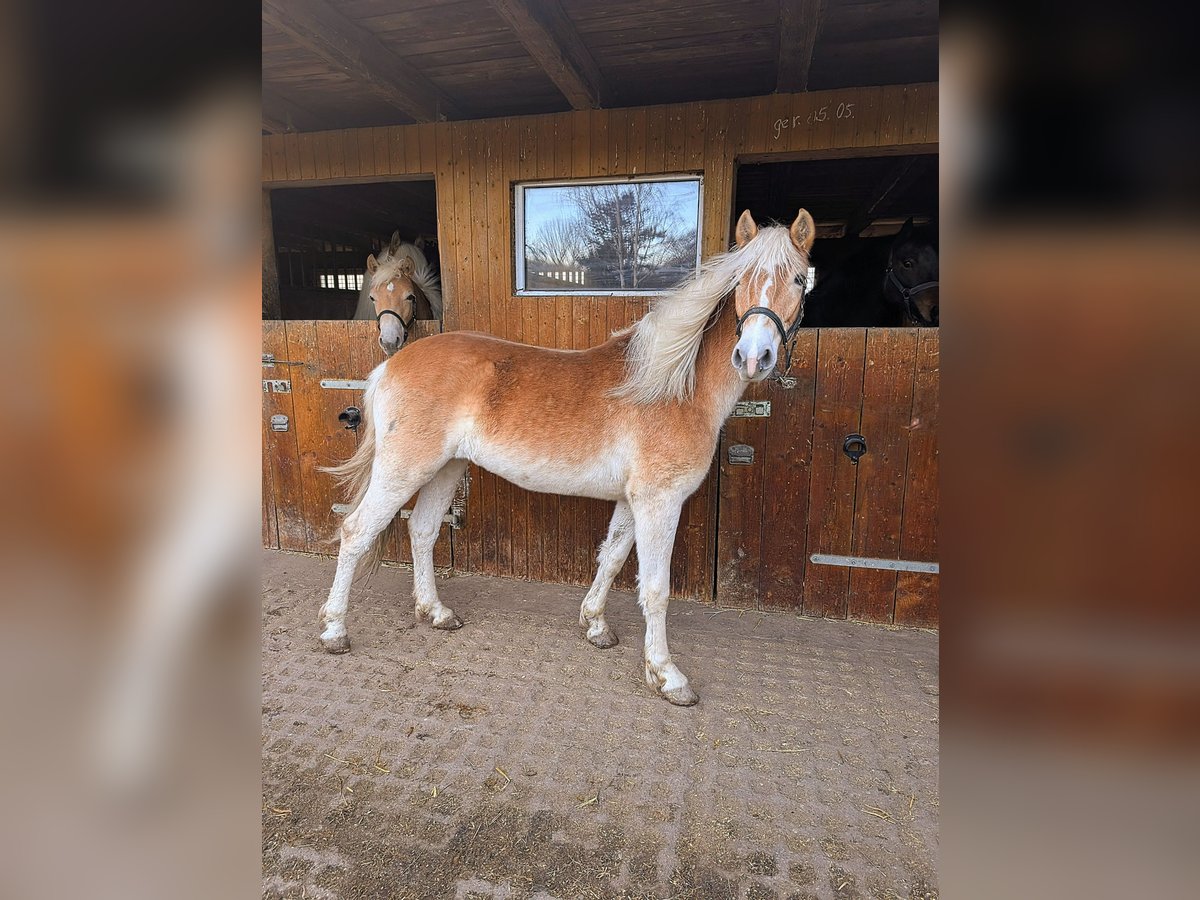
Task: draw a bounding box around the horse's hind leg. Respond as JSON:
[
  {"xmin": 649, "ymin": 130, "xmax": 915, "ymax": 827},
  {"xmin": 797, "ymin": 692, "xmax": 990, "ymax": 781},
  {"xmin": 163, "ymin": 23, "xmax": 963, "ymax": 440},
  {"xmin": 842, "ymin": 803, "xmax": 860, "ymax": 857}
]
[
  {"xmin": 408, "ymin": 459, "xmax": 468, "ymax": 629},
  {"xmin": 579, "ymin": 500, "xmax": 635, "ymax": 648},
  {"xmin": 319, "ymin": 478, "xmax": 418, "ymax": 653}
]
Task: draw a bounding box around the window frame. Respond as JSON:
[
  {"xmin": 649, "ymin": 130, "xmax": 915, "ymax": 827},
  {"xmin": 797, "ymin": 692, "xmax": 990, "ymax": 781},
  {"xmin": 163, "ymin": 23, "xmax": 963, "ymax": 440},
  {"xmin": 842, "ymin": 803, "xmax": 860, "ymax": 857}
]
[{"xmin": 513, "ymin": 173, "xmax": 705, "ymax": 297}]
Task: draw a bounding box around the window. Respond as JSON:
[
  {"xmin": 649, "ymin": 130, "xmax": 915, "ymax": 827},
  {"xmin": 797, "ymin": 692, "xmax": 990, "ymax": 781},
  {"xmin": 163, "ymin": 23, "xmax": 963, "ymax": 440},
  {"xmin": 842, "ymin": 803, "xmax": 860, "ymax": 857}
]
[{"xmin": 515, "ymin": 175, "xmax": 703, "ymax": 295}]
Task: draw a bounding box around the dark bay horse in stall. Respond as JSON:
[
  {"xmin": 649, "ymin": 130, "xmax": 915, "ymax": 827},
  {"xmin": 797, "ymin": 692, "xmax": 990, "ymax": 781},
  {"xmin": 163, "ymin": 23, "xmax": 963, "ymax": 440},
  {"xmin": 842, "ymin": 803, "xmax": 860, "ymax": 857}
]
[
  {"xmin": 802, "ymin": 217, "xmax": 938, "ymax": 327},
  {"xmin": 319, "ymin": 209, "xmax": 815, "ymax": 706},
  {"xmin": 354, "ymin": 231, "xmax": 443, "ymax": 354}
]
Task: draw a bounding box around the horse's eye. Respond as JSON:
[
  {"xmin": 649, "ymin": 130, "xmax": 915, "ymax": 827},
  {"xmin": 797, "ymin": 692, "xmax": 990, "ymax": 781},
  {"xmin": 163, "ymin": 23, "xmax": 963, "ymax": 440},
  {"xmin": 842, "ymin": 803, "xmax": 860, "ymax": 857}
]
[{"xmin": 903, "ymin": 259, "xmax": 914, "ymax": 268}]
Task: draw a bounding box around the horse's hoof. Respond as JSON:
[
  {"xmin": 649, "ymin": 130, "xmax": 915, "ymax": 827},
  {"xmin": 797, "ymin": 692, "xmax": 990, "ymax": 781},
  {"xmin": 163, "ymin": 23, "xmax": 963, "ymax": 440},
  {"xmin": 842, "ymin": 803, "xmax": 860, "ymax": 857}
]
[
  {"xmin": 660, "ymin": 683, "xmax": 699, "ymax": 707},
  {"xmin": 322, "ymin": 634, "xmax": 351, "ymax": 654},
  {"xmin": 586, "ymin": 625, "xmax": 619, "ymax": 649},
  {"xmin": 432, "ymin": 613, "xmax": 463, "ymax": 631}
]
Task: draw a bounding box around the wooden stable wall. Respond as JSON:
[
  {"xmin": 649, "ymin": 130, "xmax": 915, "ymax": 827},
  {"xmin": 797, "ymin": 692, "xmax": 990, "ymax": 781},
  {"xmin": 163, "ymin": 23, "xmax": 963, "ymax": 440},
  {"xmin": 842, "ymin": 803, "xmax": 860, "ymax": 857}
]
[{"xmin": 262, "ymin": 83, "xmax": 939, "ymax": 618}]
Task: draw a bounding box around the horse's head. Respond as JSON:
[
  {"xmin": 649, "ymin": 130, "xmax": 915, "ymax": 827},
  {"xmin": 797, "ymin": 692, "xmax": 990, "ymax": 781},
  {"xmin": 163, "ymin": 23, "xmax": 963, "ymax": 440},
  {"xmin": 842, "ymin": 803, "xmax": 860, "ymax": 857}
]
[
  {"xmin": 365, "ymin": 248, "xmax": 420, "ymax": 355},
  {"xmin": 730, "ymin": 208, "xmax": 815, "ymax": 382},
  {"xmin": 885, "ymin": 217, "xmax": 939, "ymax": 326}
]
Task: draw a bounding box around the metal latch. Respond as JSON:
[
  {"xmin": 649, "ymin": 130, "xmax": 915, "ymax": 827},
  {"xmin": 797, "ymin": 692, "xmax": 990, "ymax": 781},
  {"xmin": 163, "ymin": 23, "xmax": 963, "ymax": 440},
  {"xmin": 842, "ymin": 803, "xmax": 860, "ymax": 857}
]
[
  {"xmin": 728, "ymin": 444, "xmax": 755, "ymax": 466},
  {"xmin": 731, "ymin": 400, "xmax": 771, "ymax": 418},
  {"xmin": 338, "ymin": 406, "xmax": 361, "ymax": 430},
  {"xmin": 843, "ymin": 433, "xmax": 867, "ymax": 464},
  {"xmin": 270, "ymin": 414, "xmax": 289, "ymax": 432},
  {"xmin": 263, "ymin": 379, "xmax": 291, "ymax": 393}
]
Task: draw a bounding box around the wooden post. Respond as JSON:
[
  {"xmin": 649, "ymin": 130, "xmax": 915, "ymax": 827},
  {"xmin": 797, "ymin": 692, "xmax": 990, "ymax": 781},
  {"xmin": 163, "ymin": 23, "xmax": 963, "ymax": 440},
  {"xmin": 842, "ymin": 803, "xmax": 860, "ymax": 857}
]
[{"xmin": 262, "ymin": 189, "xmax": 282, "ymax": 320}]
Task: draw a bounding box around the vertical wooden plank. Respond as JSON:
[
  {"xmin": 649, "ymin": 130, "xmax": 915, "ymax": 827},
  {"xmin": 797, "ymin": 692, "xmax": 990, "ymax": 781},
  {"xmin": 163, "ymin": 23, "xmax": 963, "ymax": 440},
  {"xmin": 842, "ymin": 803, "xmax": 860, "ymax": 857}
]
[
  {"xmin": 810, "ymin": 91, "xmax": 837, "ymax": 151},
  {"xmin": 590, "ymin": 109, "xmax": 609, "ymax": 176},
  {"xmin": 298, "ymin": 133, "xmax": 317, "ymax": 180},
  {"xmin": 627, "ymin": 107, "xmax": 646, "ymax": 176},
  {"xmin": 758, "ymin": 332, "xmax": 819, "ymax": 609},
  {"xmin": 268, "ymin": 135, "xmax": 287, "ymax": 183},
  {"xmin": 645, "ymin": 106, "xmax": 666, "ymax": 175},
  {"xmin": 404, "ymin": 125, "xmax": 422, "ymax": 175},
  {"xmin": 831, "ymin": 87, "xmax": 862, "ymax": 148},
  {"xmin": 852, "ymin": 86, "xmax": 885, "ymax": 149},
  {"xmin": 327, "ymin": 130, "xmax": 346, "ymax": 179},
  {"xmin": 802, "ymin": 329, "xmax": 867, "ymax": 618},
  {"xmin": 313, "ymin": 131, "xmax": 332, "ymax": 179},
  {"xmin": 765, "ymin": 93, "xmax": 795, "ymax": 154},
  {"xmin": 373, "ymin": 126, "xmax": 389, "ymax": 175},
  {"xmin": 847, "ymin": 329, "xmax": 918, "ymax": 622},
  {"xmin": 683, "ymin": 101, "xmax": 705, "ymax": 172},
  {"xmin": 388, "ymin": 126, "xmax": 406, "ymax": 174},
  {"xmin": 572, "ymin": 109, "xmax": 592, "ymax": 181},
  {"xmin": 283, "ymin": 134, "xmax": 302, "ymax": 181},
  {"xmin": 261, "ymin": 137, "xmax": 274, "ymax": 182},
  {"xmin": 895, "ymin": 330, "xmax": 939, "ymax": 626},
  {"xmin": 877, "ymin": 86, "xmax": 904, "ymax": 146},
  {"xmin": 283, "ymin": 321, "xmax": 347, "ymax": 550},
  {"xmin": 903, "ymin": 83, "xmax": 933, "ymax": 146},
  {"xmin": 925, "ymin": 83, "xmax": 939, "ymax": 145},
  {"xmin": 664, "ymin": 104, "xmax": 685, "ymax": 171},
  {"xmin": 339, "ymin": 131, "xmax": 358, "ymax": 178},
  {"xmin": 608, "ymin": 108, "xmax": 629, "ymax": 175},
  {"xmin": 419, "ymin": 123, "xmax": 437, "ymax": 173},
  {"xmin": 742, "ymin": 94, "xmax": 771, "ymax": 157},
  {"xmin": 355, "ymin": 128, "xmax": 374, "ymax": 176},
  {"xmin": 263, "ymin": 322, "xmax": 306, "ymax": 550},
  {"xmin": 716, "ymin": 376, "xmax": 769, "ymax": 608}
]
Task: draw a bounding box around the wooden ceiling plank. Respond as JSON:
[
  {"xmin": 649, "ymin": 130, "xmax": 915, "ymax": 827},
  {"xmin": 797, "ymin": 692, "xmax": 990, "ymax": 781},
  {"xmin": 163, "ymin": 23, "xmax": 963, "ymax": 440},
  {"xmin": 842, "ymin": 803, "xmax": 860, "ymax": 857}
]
[
  {"xmin": 777, "ymin": 0, "xmax": 826, "ymax": 93},
  {"xmin": 488, "ymin": 0, "xmax": 606, "ymax": 109},
  {"xmin": 261, "ymin": 0, "xmax": 462, "ymax": 122}
]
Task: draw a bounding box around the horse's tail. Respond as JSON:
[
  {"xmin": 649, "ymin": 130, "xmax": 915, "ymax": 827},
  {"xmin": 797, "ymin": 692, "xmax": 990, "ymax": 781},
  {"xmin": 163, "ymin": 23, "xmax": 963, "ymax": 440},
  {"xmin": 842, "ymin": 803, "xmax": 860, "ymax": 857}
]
[{"xmin": 319, "ymin": 362, "xmax": 388, "ymax": 576}]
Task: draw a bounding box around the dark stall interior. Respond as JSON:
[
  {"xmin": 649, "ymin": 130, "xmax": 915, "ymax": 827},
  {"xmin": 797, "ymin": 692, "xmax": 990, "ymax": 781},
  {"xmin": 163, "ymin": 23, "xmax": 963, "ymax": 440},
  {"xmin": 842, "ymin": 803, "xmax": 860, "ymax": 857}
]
[
  {"xmin": 268, "ymin": 180, "xmax": 439, "ymax": 320},
  {"xmin": 733, "ymin": 153, "xmax": 938, "ymax": 325}
]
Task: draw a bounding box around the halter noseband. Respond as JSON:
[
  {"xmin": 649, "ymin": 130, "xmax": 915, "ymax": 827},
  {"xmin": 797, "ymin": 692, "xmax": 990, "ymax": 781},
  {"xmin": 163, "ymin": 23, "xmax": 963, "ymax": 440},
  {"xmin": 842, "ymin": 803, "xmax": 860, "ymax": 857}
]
[
  {"xmin": 376, "ymin": 307, "xmax": 415, "ymax": 343},
  {"xmin": 734, "ymin": 282, "xmax": 807, "ymax": 372},
  {"xmin": 884, "ymin": 266, "xmax": 939, "ymax": 327}
]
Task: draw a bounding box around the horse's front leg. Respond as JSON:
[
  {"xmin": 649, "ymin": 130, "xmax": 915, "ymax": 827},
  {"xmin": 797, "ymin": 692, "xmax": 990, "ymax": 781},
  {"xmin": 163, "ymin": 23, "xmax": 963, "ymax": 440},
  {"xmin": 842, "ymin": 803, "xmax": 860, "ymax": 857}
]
[
  {"xmin": 629, "ymin": 490, "xmax": 698, "ymax": 706},
  {"xmin": 579, "ymin": 500, "xmax": 635, "ymax": 648}
]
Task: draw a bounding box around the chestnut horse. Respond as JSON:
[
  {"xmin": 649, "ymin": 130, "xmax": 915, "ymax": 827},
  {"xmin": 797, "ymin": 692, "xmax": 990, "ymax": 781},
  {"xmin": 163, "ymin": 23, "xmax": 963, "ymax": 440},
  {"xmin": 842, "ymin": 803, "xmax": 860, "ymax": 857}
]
[
  {"xmin": 353, "ymin": 231, "xmax": 443, "ymax": 355},
  {"xmin": 320, "ymin": 209, "xmax": 814, "ymax": 705}
]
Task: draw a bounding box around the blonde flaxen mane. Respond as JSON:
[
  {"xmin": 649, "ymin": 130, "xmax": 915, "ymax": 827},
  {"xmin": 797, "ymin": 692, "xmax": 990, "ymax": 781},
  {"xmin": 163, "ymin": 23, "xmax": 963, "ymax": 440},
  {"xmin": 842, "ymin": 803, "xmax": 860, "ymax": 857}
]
[{"xmin": 612, "ymin": 225, "xmax": 807, "ymax": 404}]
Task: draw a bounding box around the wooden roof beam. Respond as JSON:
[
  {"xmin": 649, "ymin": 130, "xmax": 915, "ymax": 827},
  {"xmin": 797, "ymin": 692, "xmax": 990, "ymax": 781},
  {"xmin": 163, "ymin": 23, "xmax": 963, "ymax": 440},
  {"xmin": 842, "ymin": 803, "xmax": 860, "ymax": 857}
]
[
  {"xmin": 262, "ymin": 86, "xmax": 319, "ymax": 134},
  {"xmin": 488, "ymin": 0, "xmax": 606, "ymax": 109},
  {"xmin": 262, "ymin": 0, "xmax": 462, "ymax": 123},
  {"xmin": 843, "ymin": 158, "xmax": 919, "ymax": 237},
  {"xmin": 777, "ymin": 0, "xmax": 825, "ymax": 93}
]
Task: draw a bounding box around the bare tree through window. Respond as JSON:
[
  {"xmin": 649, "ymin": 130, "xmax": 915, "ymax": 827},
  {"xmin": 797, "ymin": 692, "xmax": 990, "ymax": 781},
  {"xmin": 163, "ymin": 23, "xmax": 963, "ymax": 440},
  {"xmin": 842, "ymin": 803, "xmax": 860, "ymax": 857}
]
[{"xmin": 519, "ymin": 178, "xmax": 701, "ymax": 292}]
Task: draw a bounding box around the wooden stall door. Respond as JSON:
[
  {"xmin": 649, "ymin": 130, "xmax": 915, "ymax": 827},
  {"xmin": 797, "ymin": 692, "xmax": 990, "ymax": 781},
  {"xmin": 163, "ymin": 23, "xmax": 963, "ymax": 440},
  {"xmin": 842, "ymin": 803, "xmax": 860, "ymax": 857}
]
[
  {"xmin": 261, "ymin": 320, "xmax": 456, "ymax": 568},
  {"xmin": 715, "ymin": 328, "xmax": 939, "ymax": 626}
]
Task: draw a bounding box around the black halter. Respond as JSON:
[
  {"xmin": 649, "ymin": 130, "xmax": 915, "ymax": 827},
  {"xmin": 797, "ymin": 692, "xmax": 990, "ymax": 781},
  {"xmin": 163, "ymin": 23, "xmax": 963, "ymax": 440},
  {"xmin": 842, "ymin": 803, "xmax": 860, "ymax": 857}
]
[
  {"xmin": 884, "ymin": 266, "xmax": 939, "ymax": 327},
  {"xmin": 735, "ymin": 285, "xmax": 807, "ymax": 372},
  {"xmin": 376, "ymin": 307, "xmax": 414, "ymax": 342}
]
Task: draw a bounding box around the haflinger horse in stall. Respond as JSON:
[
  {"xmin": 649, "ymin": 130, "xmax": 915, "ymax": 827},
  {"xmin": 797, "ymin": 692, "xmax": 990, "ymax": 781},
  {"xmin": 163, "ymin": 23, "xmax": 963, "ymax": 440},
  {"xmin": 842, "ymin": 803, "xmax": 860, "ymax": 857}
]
[
  {"xmin": 320, "ymin": 209, "xmax": 814, "ymax": 706},
  {"xmin": 354, "ymin": 231, "xmax": 443, "ymax": 355}
]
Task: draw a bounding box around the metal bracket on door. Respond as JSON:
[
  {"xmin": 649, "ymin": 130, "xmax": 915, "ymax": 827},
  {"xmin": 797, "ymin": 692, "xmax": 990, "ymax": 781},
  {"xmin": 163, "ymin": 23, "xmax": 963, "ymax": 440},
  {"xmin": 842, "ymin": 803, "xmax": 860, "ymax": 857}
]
[
  {"xmin": 731, "ymin": 400, "xmax": 771, "ymax": 418},
  {"xmin": 263, "ymin": 380, "xmax": 291, "ymax": 393},
  {"xmin": 321, "ymin": 379, "xmax": 369, "ymax": 390},
  {"xmin": 810, "ymin": 553, "xmax": 939, "ymax": 574},
  {"xmin": 331, "ymin": 503, "xmax": 463, "ymax": 529}
]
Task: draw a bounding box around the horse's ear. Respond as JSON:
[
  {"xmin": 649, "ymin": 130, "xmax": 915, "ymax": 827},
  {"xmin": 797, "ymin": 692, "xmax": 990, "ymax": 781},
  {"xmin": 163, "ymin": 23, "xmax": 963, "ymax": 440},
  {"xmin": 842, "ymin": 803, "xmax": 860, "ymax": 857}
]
[
  {"xmin": 414, "ymin": 235, "xmax": 425, "ymax": 249},
  {"xmin": 735, "ymin": 210, "xmax": 758, "ymax": 247},
  {"xmin": 790, "ymin": 209, "xmax": 815, "ymax": 254},
  {"xmin": 898, "ymin": 216, "xmax": 915, "ymax": 240},
  {"xmin": 366, "ymin": 254, "xmax": 379, "ymax": 275},
  {"xmin": 389, "ymin": 230, "xmax": 402, "ymax": 252},
  {"xmin": 398, "ymin": 256, "xmax": 415, "ymax": 276}
]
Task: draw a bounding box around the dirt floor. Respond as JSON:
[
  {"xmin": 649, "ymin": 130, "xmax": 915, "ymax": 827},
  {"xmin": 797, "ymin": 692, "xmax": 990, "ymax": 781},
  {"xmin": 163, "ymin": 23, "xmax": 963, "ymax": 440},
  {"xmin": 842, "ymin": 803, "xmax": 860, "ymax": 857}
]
[{"xmin": 262, "ymin": 550, "xmax": 939, "ymax": 900}]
